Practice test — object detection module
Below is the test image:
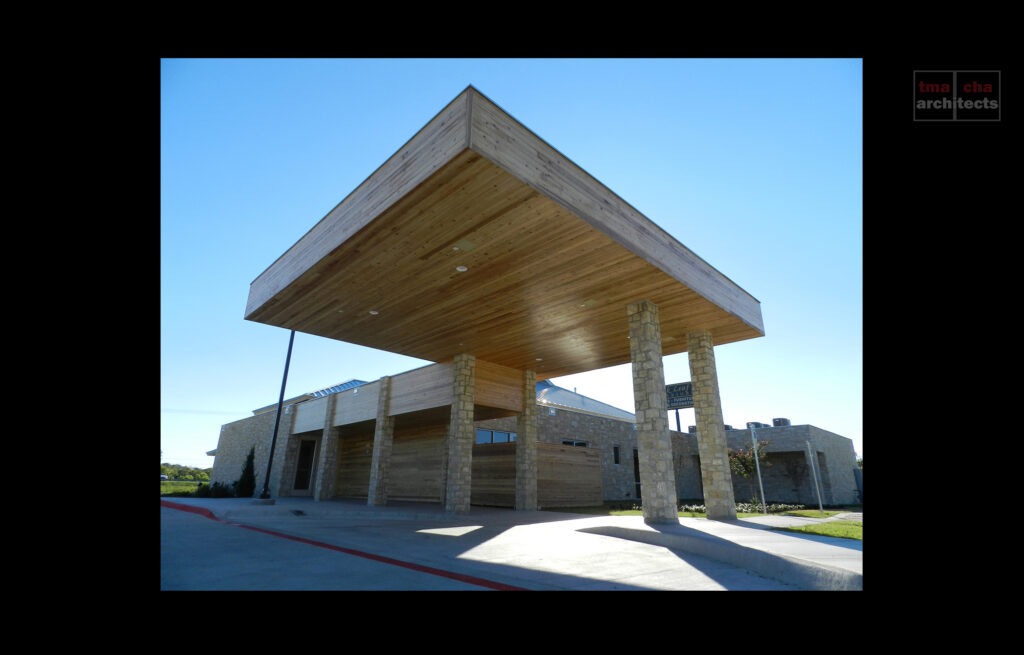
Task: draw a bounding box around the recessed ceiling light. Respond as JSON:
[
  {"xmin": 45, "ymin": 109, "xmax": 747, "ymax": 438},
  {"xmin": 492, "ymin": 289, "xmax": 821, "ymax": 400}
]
[
  {"xmin": 536, "ymin": 358, "xmax": 543, "ymax": 361},
  {"xmin": 455, "ymin": 265, "xmax": 468, "ymax": 272},
  {"xmin": 369, "ymin": 310, "xmax": 379, "ymax": 315}
]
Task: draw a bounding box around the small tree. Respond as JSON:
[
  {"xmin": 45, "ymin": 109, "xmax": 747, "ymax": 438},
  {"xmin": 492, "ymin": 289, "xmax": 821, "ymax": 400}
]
[
  {"xmin": 728, "ymin": 440, "xmax": 771, "ymax": 503},
  {"xmin": 235, "ymin": 446, "xmax": 257, "ymax": 498}
]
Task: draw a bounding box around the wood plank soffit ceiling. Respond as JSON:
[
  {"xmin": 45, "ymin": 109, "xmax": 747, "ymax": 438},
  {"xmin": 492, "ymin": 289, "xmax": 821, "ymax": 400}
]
[{"xmin": 245, "ymin": 86, "xmax": 764, "ymax": 379}]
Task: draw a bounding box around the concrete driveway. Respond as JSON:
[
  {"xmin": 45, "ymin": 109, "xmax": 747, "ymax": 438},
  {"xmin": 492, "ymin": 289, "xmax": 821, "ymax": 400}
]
[{"xmin": 160, "ymin": 497, "xmax": 861, "ymax": 591}]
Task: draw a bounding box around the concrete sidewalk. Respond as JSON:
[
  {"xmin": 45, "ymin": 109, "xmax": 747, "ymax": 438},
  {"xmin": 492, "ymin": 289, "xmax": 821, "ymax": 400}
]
[{"xmin": 161, "ymin": 497, "xmax": 862, "ymax": 590}]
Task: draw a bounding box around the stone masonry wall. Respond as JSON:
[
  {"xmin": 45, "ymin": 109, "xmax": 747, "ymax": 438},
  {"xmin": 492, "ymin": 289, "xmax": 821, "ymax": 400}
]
[
  {"xmin": 722, "ymin": 425, "xmax": 859, "ymax": 505},
  {"xmin": 211, "ymin": 411, "xmax": 275, "ymax": 488}
]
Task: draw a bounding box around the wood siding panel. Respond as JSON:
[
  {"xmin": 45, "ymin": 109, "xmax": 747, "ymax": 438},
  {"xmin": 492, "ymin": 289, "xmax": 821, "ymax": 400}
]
[
  {"xmin": 537, "ymin": 442, "xmax": 603, "ymax": 508},
  {"xmin": 474, "ymin": 360, "xmax": 523, "ymax": 411},
  {"xmin": 333, "ymin": 381, "xmax": 380, "ymax": 426},
  {"xmin": 470, "ymin": 442, "xmax": 517, "ymax": 507},
  {"xmin": 389, "ymin": 425, "xmax": 447, "ymax": 502},
  {"xmin": 467, "ymin": 441, "xmax": 603, "ymax": 508},
  {"xmin": 389, "ymin": 363, "xmax": 452, "ymax": 416},
  {"xmin": 335, "ymin": 432, "xmax": 373, "ymax": 498},
  {"xmin": 292, "ymin": 396, "xmax": 328, "ymax": 434}
]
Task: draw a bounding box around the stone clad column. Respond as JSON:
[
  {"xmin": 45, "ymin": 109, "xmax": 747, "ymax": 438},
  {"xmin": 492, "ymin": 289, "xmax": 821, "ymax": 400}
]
[
  {"xmin": 313, "ymin": 392, "xmax": 340, "ymax": 501},
  {"xmin": 367, "ymin": 377, "xmax": 395, "ymax": 506},
  {"xmin": 687, "ymin": 329, "xmax": 736, "ymax": 520},
  {"xmin": 627, "ymin": 300, "xmax": 678, "ymax": 524},
  {"xmin": 515, "ymin": 369, "xmax": 538, "ymax": 511},
  {"xmin": 444, "ymin": 354, "xmax": 476, "ymax": 513}
]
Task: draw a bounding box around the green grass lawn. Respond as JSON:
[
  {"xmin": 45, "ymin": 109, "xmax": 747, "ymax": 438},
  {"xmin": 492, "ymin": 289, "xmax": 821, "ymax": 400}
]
[
  {"xmin": 544, "ymin": 504, "xmax": 862, "ymax": 541},
  {"xmin": 559, "ymin": 505, "xmax": 847, "ymax": 520},
  {"xmin": 161, "ymin": 480, "xmax": 202, "ymax": 496},
  {"xmin": 553, "ymin": 505, "xmax": 824, "ymax": 519},
  {"xmin": 779, "ymin": 509, "xmax": 842, "ymax": 518},
  {"xmin": 773, "ymin": 520, "xmax": 862, "ymax": 541}
]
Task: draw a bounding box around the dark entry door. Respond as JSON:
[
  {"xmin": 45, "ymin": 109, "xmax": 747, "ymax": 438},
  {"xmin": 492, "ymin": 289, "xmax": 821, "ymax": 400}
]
[{"xmin": 294, "ymin": 439, "xmax": 317, "ymax": 491}]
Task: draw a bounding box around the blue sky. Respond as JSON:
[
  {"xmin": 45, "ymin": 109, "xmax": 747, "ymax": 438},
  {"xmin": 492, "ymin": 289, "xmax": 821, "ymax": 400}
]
[{"xmin": 160, "ymin": 58, "xmax": 862, "ymax": 469}]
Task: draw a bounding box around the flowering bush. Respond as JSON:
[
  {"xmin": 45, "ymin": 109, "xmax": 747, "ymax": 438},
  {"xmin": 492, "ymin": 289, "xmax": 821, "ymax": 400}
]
[
  {"xmin": 728, "ymin": 440, "xmax": 771, "ymax": 503},
  {"xmin": 676, "ymin": 501, "xmax": 807, "ymax": 514}
]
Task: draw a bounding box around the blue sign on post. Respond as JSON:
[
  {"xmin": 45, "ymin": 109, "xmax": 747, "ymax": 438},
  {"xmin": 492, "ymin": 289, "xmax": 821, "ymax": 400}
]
[{"xmin": 665, "ymin": 382, "xmax": 693, "ymax": 409}]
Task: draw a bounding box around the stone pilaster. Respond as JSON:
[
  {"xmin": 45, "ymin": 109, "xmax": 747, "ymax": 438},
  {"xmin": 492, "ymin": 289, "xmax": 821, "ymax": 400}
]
[
  {"xmin": 515, "ymin": 369, "xmax": 538, "ymax": 511},
  {"xmin": 687, "ymin": 329, "xmax": 736, "ymax": 520},
  {"xmin": 367, "ymin": 376, "xmax": 395, "ymax": 506},
  {"xmin": 444, "ymin": 354, "xmax": 476, "ymax": 513},
  {"xmin": 313, "ymin": 392, "xmax": 340, "ymax": 501},
  {"xmin": 627, "ymin": 300, "xmax": 678, "ymax": 524}
]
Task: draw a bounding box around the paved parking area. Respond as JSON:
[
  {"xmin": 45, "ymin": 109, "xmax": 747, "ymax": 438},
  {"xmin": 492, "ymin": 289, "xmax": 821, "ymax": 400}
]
[{"xmin": 160, "ymin": 498, "xmax": 861, "ymax": 591}]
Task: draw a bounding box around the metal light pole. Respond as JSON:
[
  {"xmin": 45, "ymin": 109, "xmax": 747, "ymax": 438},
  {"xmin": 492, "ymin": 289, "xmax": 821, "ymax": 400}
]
[
  {"xmin": 806, "ymin": 440, "xmax": 824, "ymax": 513},
  {"xmin": 749, "ymin": 424, "xmax": 767, "ymax": 515},
  {"xmin": 259, "ymin": 330, "xmax": 295, "ymax": 500}
]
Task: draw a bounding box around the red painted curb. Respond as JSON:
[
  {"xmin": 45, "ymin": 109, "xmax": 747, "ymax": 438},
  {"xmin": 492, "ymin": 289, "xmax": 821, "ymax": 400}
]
[
  {"xmin": 161, "ymin": 500, "xmax": 527, "ymax": 591},
  {"xmin": 160, "ymin": 500, "xmax": 220, "ymax": 520}
]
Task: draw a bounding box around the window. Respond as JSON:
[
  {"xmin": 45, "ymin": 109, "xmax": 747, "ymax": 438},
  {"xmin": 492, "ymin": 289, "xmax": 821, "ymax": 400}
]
[
  {"xmin": 476, "ymin": 429, "xmax": 517, "ymax": 444},
  {"xmin": 613, "ymin": 446, "xmax": 621, "ymax": 465},
  {"xmin": 562, "ymin": 440, "xmax": 587, "ymax": 447}
]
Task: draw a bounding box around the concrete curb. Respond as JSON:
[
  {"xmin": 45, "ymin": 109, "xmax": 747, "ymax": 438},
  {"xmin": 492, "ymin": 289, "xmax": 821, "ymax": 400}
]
[{"xmin": 579, "ymin": 523, "xmax": 862, "ymax": 591}]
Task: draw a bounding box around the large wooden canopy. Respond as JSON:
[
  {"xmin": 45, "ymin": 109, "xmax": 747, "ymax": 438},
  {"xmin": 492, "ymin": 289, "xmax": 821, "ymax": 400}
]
[{"xmin": 245, "ymin": 86, "xmax": 763, "ymax": 380}]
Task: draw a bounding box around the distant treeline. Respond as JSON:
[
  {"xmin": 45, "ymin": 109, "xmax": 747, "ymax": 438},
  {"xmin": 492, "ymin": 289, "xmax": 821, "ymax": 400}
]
[{"xmin": 161, "ymin": 463, "xmax": 212, "ymax": 481}]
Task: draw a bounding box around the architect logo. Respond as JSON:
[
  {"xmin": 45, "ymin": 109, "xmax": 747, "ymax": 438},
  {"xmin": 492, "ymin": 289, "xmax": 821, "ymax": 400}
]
[{"xmin": 914, "ymin": 71, "xmax": 1000, "ymax": 121}]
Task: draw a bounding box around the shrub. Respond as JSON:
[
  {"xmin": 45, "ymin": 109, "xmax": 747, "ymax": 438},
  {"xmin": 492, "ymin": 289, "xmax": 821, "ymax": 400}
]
[
  {"xmin": 235, "ymin": 447, "xmax": 256, "ymax": 498},
  {"xmin": 194, "ymin": 481, "xmax": 235, "ymax": 498},
  {"xmin": 210, "ymin": 481, "xmax": 235, "ymax": 498}
]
